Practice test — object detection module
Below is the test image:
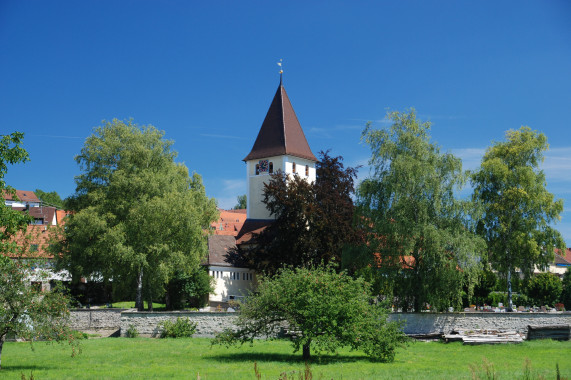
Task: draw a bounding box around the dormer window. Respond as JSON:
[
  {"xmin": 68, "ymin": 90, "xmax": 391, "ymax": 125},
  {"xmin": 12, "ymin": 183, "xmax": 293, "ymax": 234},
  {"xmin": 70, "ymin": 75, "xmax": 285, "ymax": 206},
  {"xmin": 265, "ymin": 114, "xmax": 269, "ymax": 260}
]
[{"xmin": 292, "ymin": 162, "xmax": 296, "ymax": 173}]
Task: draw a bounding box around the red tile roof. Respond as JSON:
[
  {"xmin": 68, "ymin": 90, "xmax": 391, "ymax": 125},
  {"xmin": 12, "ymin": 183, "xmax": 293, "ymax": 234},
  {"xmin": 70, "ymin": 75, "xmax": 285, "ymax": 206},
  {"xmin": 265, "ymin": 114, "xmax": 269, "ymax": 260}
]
[
  {"xmin": 3, "ymin": 190, "xmax": 40, "ymax": 203},
  {"xmin": 243, "ymin": 79, "xmax": 317, "ymax": 162},
  {"xmin": 211, "ymin": 209, "xmax": 247, "ymax": 237}
]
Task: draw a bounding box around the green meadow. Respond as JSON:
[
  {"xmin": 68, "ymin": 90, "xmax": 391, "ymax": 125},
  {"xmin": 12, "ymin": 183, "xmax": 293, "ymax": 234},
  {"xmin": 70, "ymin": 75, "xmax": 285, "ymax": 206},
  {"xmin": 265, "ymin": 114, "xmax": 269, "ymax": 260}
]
[{"xmin": 2, "ymin": 338, "xmax": 570, "ymax": 379}]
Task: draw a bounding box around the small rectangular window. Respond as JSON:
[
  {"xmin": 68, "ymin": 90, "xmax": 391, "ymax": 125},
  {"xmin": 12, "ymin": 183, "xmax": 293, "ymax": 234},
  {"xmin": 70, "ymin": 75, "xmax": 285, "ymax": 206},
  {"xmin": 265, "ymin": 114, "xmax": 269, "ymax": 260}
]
[
  {"xmin": 269, "ymin": 162, "xmax": 273, "ymax": 173},
  {"xmin": 305, "ymin": 165, "xmax": 309, "ymax": 176},
  {"xmin": 30, "ymin": 244, "xmax": 39, "ymax": 252},
  {"xmin": 292, "ymin": 162, "xmax": 296, "ymax": 173},
  {"xmin": 255, "ymin": 164, "xmax": 260, "ymax": 175}
]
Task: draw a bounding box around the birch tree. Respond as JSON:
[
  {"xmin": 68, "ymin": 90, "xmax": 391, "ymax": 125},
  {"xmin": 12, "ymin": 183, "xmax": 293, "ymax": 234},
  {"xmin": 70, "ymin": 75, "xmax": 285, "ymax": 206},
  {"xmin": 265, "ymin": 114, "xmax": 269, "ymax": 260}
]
[{"xmin": 471, "ymin": 126, "xmax": 565, "ymax": 311}]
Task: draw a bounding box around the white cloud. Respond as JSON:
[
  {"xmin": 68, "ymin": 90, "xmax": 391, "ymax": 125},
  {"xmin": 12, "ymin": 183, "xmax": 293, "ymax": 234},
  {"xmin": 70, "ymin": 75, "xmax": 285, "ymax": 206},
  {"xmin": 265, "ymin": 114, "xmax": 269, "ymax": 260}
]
[{"xmin": 222, "ymin": 179, "xmax": 246, "ymax": 192}]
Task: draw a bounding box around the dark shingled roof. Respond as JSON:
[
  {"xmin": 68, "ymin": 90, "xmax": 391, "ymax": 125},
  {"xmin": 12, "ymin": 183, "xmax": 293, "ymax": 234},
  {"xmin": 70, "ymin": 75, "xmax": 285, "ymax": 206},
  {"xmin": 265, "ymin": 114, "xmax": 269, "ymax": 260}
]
[
  {"xmin": 235, "ymin": 219, "xmax": 274, "ymax": 245},
  {"xmin": 207, "ymin": 235, "xmax": 237, "ymax": 267},
  {"xmin": 243, "ymin": 79, "xmax": 317, "ymax": 162}
]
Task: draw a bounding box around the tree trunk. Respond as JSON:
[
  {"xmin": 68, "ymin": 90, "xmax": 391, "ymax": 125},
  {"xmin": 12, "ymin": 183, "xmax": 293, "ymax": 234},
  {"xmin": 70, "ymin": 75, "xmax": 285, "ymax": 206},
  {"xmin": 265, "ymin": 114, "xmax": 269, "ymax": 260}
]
[
  {"xmin": 0, "ymin": 334, "xmax": 5, "ymax": 370},
  {"xmin": 135, "ymin": 268, "xmax": 144, "ymax": 311},
  {"xmin": 302, "ymin": 341, "xmax": 311, "ymax": 361},
  {"xmin": 147, "ymin": 294, "xmax": 153, "ymax": 311},
  {"xmin": 507, "ymin": 267, "xmax": 513, "ymax": 312}
]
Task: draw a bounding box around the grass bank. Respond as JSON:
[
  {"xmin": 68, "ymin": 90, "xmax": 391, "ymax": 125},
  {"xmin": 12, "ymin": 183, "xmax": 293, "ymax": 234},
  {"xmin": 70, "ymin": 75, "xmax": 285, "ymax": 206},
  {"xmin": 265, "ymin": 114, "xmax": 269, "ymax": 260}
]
[{"xmin": 2, "ymin": 338, "xmax": 570, "ymax": 379}]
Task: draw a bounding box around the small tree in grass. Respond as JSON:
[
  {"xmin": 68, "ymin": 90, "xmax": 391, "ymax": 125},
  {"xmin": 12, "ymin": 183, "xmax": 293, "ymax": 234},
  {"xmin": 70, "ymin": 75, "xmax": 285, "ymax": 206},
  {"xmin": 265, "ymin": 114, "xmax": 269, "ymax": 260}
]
[
  {"xmin": 213, "ymin": 265, "xmax": 408, "ymax": 361},
  {"xmin": 0, "ymin": 256, "xmax": 79, "ymax": 370}
]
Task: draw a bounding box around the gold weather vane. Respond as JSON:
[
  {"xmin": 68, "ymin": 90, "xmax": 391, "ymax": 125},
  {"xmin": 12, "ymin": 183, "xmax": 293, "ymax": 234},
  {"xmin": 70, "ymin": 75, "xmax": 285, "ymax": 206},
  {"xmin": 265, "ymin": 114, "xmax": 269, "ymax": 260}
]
[{"xmin": 277, "ymin": 59, "xmax": 283, "ymax": 74}]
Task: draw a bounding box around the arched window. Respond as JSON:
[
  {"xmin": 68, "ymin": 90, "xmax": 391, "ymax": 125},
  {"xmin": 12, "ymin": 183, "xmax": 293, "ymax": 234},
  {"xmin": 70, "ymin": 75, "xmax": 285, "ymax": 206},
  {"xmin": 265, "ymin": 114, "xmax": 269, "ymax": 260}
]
[
  {"xmin": 255, "ymin": 164, "xmax": 259, "ymax": 175},
  {"xmin": 292, "ymin": 162, "xmax": 296, "ymax": 173},
  {"xmin": 305, "ymin": 165, "xmax": 309, "ymax": 177},
  {"xmin": 269, "ymin": 162, "xmax": 273, "ymax": 173}
]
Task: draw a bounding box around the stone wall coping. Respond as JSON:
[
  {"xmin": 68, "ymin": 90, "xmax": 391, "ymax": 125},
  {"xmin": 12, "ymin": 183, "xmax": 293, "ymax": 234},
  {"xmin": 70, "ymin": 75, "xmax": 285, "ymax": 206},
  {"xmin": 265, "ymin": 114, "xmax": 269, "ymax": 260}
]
[
  {"xmin": 121, "ymin": 311, "xmax": 235, "ymax": 316},
  {"xmin": 71, "ymin": 308, "xmax": 128, "ymax": 313}
]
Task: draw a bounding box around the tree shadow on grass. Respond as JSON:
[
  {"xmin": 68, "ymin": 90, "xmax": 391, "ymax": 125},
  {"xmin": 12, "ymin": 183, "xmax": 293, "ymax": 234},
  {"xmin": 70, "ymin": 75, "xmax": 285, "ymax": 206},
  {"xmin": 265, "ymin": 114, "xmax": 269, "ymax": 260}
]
[{"xmin": 209, "ymin": 351, "xmax": 368, "ymax": 365}]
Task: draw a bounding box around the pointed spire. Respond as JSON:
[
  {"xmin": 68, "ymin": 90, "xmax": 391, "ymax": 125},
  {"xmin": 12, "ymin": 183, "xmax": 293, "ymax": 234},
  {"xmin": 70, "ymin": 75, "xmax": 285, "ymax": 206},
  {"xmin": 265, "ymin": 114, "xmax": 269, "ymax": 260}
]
[{"xmin": 243, "ymin": 79, "xmax": 317, "ymax": 162}]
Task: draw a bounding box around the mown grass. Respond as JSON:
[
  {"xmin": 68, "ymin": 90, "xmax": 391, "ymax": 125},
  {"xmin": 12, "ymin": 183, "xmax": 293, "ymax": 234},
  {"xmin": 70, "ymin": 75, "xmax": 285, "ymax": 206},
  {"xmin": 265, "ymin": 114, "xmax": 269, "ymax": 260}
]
[
  {"xmin": 2, "ymin": 338, "xmax": 570, "ymax": 379},
  {"xmin": 109, "ymin": 301, "xmax": 166, "ymax": 310}
]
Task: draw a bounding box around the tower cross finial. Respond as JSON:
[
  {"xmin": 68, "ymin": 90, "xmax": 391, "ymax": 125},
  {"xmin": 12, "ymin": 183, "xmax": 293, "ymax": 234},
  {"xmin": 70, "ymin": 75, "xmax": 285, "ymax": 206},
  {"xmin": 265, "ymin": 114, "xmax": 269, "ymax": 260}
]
[{"xmin": 277, "ymin": 59, "xmax": 283, "ymax": 83}]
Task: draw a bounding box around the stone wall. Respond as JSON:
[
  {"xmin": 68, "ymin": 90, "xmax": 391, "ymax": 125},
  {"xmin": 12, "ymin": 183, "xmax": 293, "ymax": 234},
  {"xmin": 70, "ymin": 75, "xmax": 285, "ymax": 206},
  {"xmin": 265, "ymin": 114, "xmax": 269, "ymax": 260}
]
[
  {"xmin": 120, "ymin": 311, "xmax": 238, "ymax": 337},
  {"xmin": 70, "ymin": 309, "xmax": 125, "ymax": 336},
  {"xmin": 69, "ymin": 309, "xmax": 571, "ymax": 338},
  {"xmin": 389, "ymin": 312, "xmax": 571, "ymax": 335}
]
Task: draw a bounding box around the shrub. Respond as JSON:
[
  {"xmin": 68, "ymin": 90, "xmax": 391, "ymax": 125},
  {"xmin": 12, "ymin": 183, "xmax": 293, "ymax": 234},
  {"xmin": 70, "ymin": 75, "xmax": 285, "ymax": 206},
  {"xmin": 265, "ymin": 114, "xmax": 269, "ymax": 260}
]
[
  {"xmin": 525, "ymin": 273, "xmax": 562, "ymax": 307},
  {"xmin": 487, "ymin": 291, "xmax": 506, "ymax": 307},
  {"xmin": 70, "ymin": 330, "xmax": 89, "ymax": 340},
  {"xmin": 560, "ymin": 269, "xmax": 571, "ymax": 309},
  {"xmin": 125, "ymin": 324, "xmax": 139, "ymax": 338},
  {"xmin": 159, "ymin": 317, "xmax": 197, "ymax": 338}
]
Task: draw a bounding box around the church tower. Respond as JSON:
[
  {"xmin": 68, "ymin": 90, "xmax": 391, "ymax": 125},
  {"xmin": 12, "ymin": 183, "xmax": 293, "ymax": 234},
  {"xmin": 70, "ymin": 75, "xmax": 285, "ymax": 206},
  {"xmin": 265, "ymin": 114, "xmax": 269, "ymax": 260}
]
[{"xmin": 243, "ymin": 77, "xmax": 317, "ymax": 220}]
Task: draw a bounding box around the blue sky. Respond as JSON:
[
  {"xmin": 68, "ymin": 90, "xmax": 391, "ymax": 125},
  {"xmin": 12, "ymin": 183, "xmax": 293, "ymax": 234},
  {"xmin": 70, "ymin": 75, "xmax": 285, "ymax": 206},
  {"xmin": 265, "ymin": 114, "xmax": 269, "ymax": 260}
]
[{"xmin": 2, "ymin": 1, "xmax": 570, "ymax": 245}]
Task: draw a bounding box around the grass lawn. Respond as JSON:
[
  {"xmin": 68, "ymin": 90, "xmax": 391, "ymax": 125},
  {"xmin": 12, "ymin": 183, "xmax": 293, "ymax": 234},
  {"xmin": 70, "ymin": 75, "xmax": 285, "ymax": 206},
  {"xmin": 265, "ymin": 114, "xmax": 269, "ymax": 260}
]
[
  {"xmin": 1, "ymin": 338, "xmax": 570, "ymax": 379},
  {"xmin": 109, "ymin": 301, "xmax": 167, "ymax": 310}
]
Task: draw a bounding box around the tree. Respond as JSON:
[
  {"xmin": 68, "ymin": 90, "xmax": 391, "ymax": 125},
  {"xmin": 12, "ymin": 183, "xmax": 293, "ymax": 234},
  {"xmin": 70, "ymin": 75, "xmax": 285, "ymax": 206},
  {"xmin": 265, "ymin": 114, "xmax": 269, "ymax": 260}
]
[
  {"xmin": 233, "ymin": 194, "xmax": 247, "ymax": 210},
  {"xmin": 213, "ymin": 265, "xmax": 408, "ymax": 361},
  {"xmin": 525, "ymin": 273, "xmax": 562, "ymax": 307},
  {"xmin": 355, "ymin": 109, "xmax": 485, "ymax": 312},
  {"xmin": 0, "ymin": 256, "xmax": 78, "ymax": 369},
  {"xmin": 1, "ymin": 132, "xmax": 77, "ymax": 369},
  {"xmin": 1, "ymin": 133, "xmax": 30, "ymax": 253},
  {"xmin": 471, "ymin": 126, "xmax": 565, "ymax": 311},
  {"xmin": 241, "ymin": 151, "xmax": 359, "ymax": 274},
  {"xmin": 165, "ymin": 267, "xmax": 214, "ymax": 309},
  {"xmin": 53, "ymin": 120, "xmax": 218, "ymax": 311},
  {"xmin": 34, "ymin": 189, "xmax": 64, "ymax": 209}
]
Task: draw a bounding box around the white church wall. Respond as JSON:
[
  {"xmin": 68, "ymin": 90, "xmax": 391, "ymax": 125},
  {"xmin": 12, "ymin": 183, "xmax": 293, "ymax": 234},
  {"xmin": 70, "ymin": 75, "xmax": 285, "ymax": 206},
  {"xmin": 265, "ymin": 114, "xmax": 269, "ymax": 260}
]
[{"xmin": 209, "ymin": 266, "xmax": 257, "ymax": 303}]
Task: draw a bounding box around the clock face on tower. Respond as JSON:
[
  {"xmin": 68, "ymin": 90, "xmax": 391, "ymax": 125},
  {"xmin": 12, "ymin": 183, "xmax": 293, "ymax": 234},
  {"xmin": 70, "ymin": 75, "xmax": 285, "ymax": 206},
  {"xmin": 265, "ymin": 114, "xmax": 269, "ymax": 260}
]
[{"xmin": 258, "ymin": 159, "xmax": 269, "ymax": 173}]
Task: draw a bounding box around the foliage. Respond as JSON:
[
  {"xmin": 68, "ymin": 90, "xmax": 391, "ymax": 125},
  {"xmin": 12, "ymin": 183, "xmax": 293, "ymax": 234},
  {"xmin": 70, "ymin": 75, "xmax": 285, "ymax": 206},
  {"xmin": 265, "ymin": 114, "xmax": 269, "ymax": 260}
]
[
  {"xmin": 471, "ymin": 126, "xmax": 566, "ymax": 310},
  {"xmin": 165, "ymin": 267, "xmax": 214, "ymax": 309},
  {"xmin": 355, "ymin": 109, "xmax": 485, "ymax": 312},
  {"xmin": 159, "ymin": 317, "xmax": 197, "ymax": 338},
  {"xmin": 34, "ymin": 189, "xmax": 64, "ymax": 209},
  {"xmin": 525, "ymin": 273, "xmax": 562, "ymax": 307},
  {"xmin": 125, "ymin": 325, "xmax": 139, "ymax": 338},
  {"xmin": 0, "ymin": 256, "xmax": 79, "ymax": 369},
  {"xmin": 213, "ymin": 265, "xmax": 408, "ymax": 361},
  {"xmin": 561, "ymin": 269, "xmax": 571, "ymax": 310},
  {"xmin": 233, "ymin": 194, "xmax": 247, "ymax": 210},
  {"xmin": 471, "ymin": 266, "xmax": 497, "ymax": 307},
  {"xmin": 0, "ymin": 132, "xmax": 79, "ymax": 369},
  {"xmin": 241, "ymin": 151, "xmax": 359, "ymax": 274},
  {"xmin": 0, "ymin": 132, "xmax": 31, "ymax": 254},
  {"xmin": 52, "ymin": 119, "xmax": 218, "ymax": 311}
]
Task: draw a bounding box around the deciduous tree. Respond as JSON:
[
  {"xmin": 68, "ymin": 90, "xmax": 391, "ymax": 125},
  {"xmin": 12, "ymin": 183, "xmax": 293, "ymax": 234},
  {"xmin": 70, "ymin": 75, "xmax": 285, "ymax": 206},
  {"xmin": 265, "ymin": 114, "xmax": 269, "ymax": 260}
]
[
  {"xmin": 1, "ymin": 132, "xmax": 77, "ymax": 370},
  {"xmin": 34, "ymin": 189, "xmax": 64, "ymax": 209},
  {"xmin": 213, "ymin": 265, "xmax": 408, "ymax": 361},
  {"xmin": 53, "ymin": 120, "xmax": 218, "ymax": 311},
  {"xmin": 471, "ymin": 126, "xmax": 565, "ymax": 310},
  {"xmin": 355, "ymin": 109, "xmax": 485, "ymax": 312},
  {"xmin": 241, "ymin": 151, "xmax": 359, "ymax": 274},
  {"xmin": 233, "ymin": 194, "xmax": 247, "ymax": 210}
]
